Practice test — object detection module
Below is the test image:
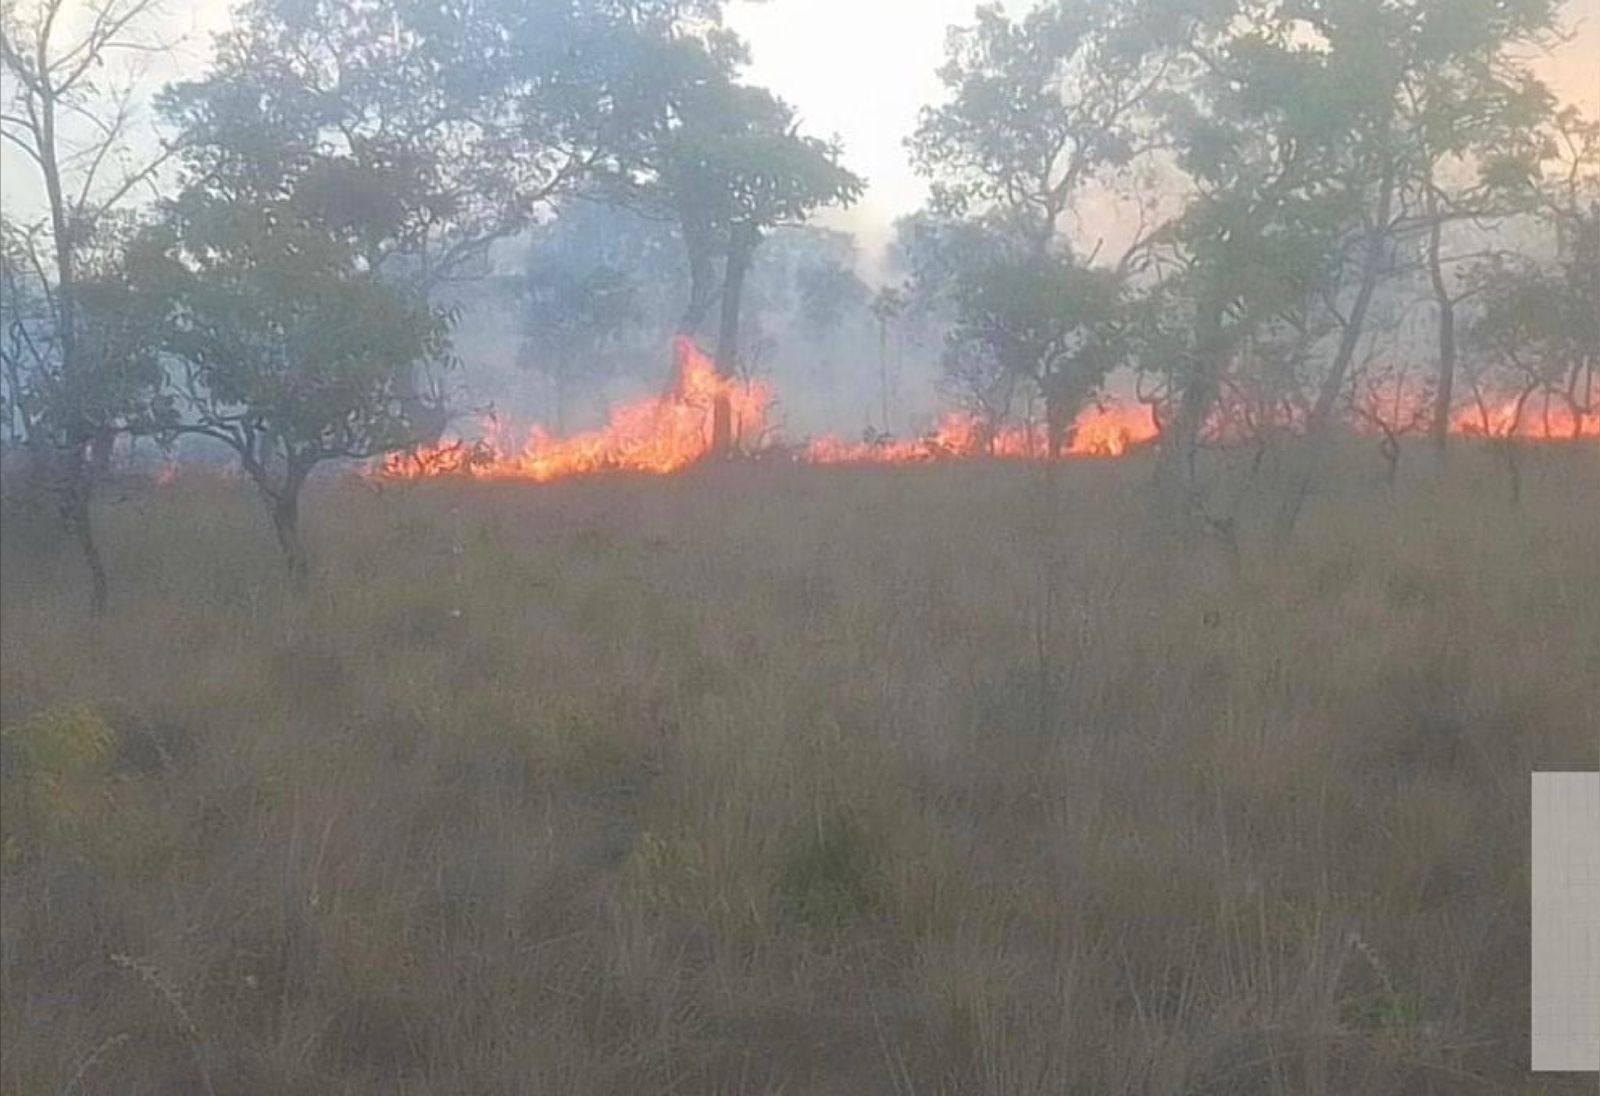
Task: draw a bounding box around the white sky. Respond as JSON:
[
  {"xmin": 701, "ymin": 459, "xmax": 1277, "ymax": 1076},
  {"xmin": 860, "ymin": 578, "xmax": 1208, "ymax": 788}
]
[
  {"xmin": 728, "ymin": 0, "xmax": 1600, "ymax": 268},
  {"xmin": 5, "ymin": 0, "xmax": 1596, "ymax": 260},
  {"xmin": 725, "ymin": 0, "xmax": 1026, "ymax": 262}
]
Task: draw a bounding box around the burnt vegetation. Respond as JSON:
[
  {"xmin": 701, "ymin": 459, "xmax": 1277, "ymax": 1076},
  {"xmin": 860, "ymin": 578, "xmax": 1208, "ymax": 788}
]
[{"xmin": 1, "ymin": 0, "xmax": 1597, "ymax": 1093}]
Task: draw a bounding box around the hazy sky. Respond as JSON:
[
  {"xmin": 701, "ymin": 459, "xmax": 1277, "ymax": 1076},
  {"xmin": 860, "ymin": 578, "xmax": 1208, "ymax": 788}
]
[
  {"xmin": 728, "ymin": 0, "xmax": 1600, "ymax": 260},
  {"xmin": 4, "ymin": 0, "xmax": 1596, "ymax": 254},
  {"xmin": 725, "ymin": 0, "xmax": 1026, "ymax": 257}
]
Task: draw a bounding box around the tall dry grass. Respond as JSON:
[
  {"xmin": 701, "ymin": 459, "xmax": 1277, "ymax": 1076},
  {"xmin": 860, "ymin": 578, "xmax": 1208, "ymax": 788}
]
[{"xmin": 2, "ymin": 443, "xmax": 1597, "ymax": 1094}]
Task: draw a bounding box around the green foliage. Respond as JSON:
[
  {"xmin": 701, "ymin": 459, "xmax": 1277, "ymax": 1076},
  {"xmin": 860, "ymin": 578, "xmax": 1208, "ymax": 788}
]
[
  {"xmin": 911, "ymin": 0, "xmax": 1161, "ymax": 243},
  {"xmin": 796, "ymin": 260, "xmax": 870, "ymax": 345},
  {"xmin": 908, "ymin": 2, "xmax": 1156, "ymax": 429},
  {"xmin": 644, "ymin": 71, "xmax": 865, "ymax": 245},
  {"xmin": 138, "ymin": 192, "xmax": 455, "ymax": 471},
  {"xmin": 0, "ymin": 216, "xmax": 171, "ymax": 449},
  {"xmin": 156, "ymin": 0, "xmax": 643, "ymax": 279},
  {"xmin": 599, "ymin": 23, "xmax": 864, "ymax": 360},
  {"xmin": 517, "ymin": 201, "xmax": 686, "ymax": 380},
  {"xmin": 0, "ymin": 1, "xmax": 174, "ymax": 460},
  {"xmin": 141, "ymin": 7, "xmax": 486, "ymax": 569},
  {"xmin": 0, "ymin": 704, "xmax": 117, "ymax": 859},
  {"xmin": 1457, "ymin": 109, "xmax": 1599, "ymax": 430},
  {"xmin": 1115, "ymin": 0, "xmax": 1567, "ymax": 481},
  {"xmin": 898, "ymin": 214, "xmax": 1129, "ymax": 429},
  {"xmin": 775, "ymin": 812, "xmax": 881, "ymax": 929},
  {"xmin": 626, "ymin": 830, "xmax": 708, "ymax": 911},
  {"xmin": 518, "ymin": 260, "xmax": 641, "ymax": 420},
  {"xmin": 1465, "ymin": 197, "xmax": 1599, "ymax": 428}
]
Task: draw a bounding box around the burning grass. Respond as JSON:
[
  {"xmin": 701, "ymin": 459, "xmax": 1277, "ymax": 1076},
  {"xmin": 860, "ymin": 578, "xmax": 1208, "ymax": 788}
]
[
  {"xmin": 377, "ymin": 338, "xmax": 1167, "ymax": 482},
  {"xmin": 375, "ymin": 340, "xmax": 1594, "ymax": 486},
  {"xmin": 2, "ymin": 445, "xmax": 1598, "ymax": 1094}
]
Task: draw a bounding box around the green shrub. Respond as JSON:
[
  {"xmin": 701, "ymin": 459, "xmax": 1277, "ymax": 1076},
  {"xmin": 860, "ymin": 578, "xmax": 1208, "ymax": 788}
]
[
  {"xmin": 0, "ymin": 703, "xmax": 117, "ymax": 860},
  {"xmin": 775, "ymin": 812, "xmax": 880, "ymax": 929}
]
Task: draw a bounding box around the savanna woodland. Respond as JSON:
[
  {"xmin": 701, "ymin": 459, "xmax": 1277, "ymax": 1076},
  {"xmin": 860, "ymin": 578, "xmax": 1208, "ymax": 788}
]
[{"xmin": 1, "ymin": 0, "xmax": 1596, "ymax": 1092}]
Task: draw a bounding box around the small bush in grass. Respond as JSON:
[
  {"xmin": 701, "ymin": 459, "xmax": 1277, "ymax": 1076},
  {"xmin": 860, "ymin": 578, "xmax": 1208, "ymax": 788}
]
[
  {"xmin": 0, "ymin": 483, "xmax": 68, "ymax": 558},
  {"xmin": 0, "ymin": 704, "xmax": 117, "ymax": 858},
  {"xmin": 626, "ymin": 830, "xmax": 707, "ymax": 911},
  {"xmin": 775, "ymin": 811, "xmax": 881, "ymax": 930}
]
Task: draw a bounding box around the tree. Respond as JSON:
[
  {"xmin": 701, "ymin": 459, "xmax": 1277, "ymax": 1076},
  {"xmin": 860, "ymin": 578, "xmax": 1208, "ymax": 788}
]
[
  {"xmin": 143, "ymin": 0, "xmax": 749, "ymax": 572},
  {"xmin": 559, "ymin": 10, "xmax": 740, "ymax": 331},
  {"xmin": 1262, "ymin": 0, "xmax": 1563, "ymax": 465},
  {"xmin": 0, "ymin": 212, "xmax": 170, "ymax": 461},
  {"xmin": 498, "ymin": 5, "xmax": 862, "ymax": 455},
  {"xmin": 938, "ymin": 327, "xmax": 1020, "ymax": 445},
  {"xmin": 147, "ymin": 6, "xmax": 498, "ymax": 578},
  {"xmin": 911, "ymin": 0, "xmax": 1165, "ymax": 251},
  {"xmin": 164, "ymin": 0, "xmax": 643, "ymax": 286},
  {"xmin": 958, "ymin": 247, "xmax": 1128, "ymax": 456},
  {"xmin": 1342, "ymin": 317, "xmax": 1435, "ymax": 487},
  {"xmin": 1136, "ymin": 0, "xmax": 1389, "ymax": 513},
  {"xmin": 0, "ymin": 232, "xmax": 51, "ymax": 447},
  {"xmin": 1466, "ymin": 192, "xmax": 1599, "ymax": 442},
  {"xmin": 795, "ymin": 255, "xmax": 869, "ymax": 394},
  {"xmin": 0, "ymin": 0, "xmax": 174, "ymax": 614},
  {"xmin": 660, "ymin": 80, "xmax": 863, "ymax": 454},
  {"xmin": 140, "ymin": 190, "xmax": 454, "ymax": 579},
  {"xmin": 156, "ymin": 0, "xmax": 542, "ymax": 449},
  {"xmin": 910, "ymin": 0, "xmax": 1161, "ymax": 453},
  {"xmin": 1113, "ymin": 0, "xmax": 1559, "ymax": 531},
  {"xmin": 164, "ymin": 0, "xmax": 729, "ymax": 446},
  {"xmin": 1280, "ymin": 0, "xmax": 1558, "ymax": 525},
  {"xmin": 527, "ymin": 199, "xmax": 686, "ymax": 332},
  {"xmin": 892, "ymin": 212, "xmax": 1131, "ymax": 457},
  {"xmin": 869, "ymin": 286, "xmax": 906, "ymax": 433},
  {"xmin": 517, "ymin": 258, "xmax": 640, "ymax": 433}
]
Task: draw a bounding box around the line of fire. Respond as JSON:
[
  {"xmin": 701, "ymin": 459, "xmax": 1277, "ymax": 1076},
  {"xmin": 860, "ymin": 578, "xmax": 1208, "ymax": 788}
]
[{"xmin": 374, "ymin": 337, "xmax": 1597, "ymax": 484}]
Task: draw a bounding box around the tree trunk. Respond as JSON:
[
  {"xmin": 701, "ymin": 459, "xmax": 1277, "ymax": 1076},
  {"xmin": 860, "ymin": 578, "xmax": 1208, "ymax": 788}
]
[
  {"xmin": 243, "ymin": 450, "xmax": 312, "ymax": 583},
  {"xmin": 1043, "ymin": 379, "xmax": 1071, "ymax": 460},
  {"xmin": 2, "ymin": 350, "xmax": 39, "ymax": 449},
  {"xmin": 39, "ymin": 90, "xmax": 77, "ymax": 369},
  {"xmin": 676, "ymin": 208, "xmax": 719, "ymax": 339},
  {"xmin": 88, "ymin": 427, "xmax": 115, "ymax": 477},
  {"xmin": 1309, "ymin": 174, "xmax": 1396, "ymax": 431},
  {"xmin": 38, "ymin": 65, "xmax": 104, "ymax": 610},
  {"xmin": 679, "ymin": 249, "xmax": 717, "ymax": 338},
  {"xmin": 1425, "ymin": 195, "xmax": 1457, "ymax": 461},
  {"xmin": 1277, "ymin": 164, "xmax": 1396, "ymax": 537},
  {"xmin": 712, "ymin": 228, "xmax": 758, "ymax": 458},
  {"xmin": 1380, "ymin": 432, "xmax": 1400, "ymax": 488},
  {"xmin": 1496, "ymin": 440, "xmax": 1522, "ymax": 508},
  {"xmin": 69, "ymin": 496, "xmax": 108, "ymax": 617},
  {"xmin": 271, "ymin": 476, "xmax": 310, "ymax": 584},
  {"xmin": 670, "ymin": 218, "xmax": 720, "ymax": 409},
  {"xmin": 1154, "ymin": 304, "xmax": 1228, "ymax": 509},
  {"xmin": 58, "ymin": 444, "xmax": 108, "ymax": 616},
  {"xmin": 878, "ymin": 319, "xmax": 891, "ymax": 434}
]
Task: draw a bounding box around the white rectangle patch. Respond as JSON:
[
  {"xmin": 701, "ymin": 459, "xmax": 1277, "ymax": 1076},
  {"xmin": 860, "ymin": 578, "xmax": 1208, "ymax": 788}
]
[{"xmin": 1532, "ymin": 771, "xmax": 1600, "ymax": 1072}]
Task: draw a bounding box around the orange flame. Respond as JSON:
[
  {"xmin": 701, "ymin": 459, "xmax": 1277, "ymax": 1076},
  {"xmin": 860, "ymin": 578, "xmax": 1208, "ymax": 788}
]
[
  {"xmin": 1447, "ymin": 395, "xmax": 1598, "ymax": 440},
  {"xmin": 379, "ymin": 337, "xmax": 774, "ymax": 482},
  {"xmin": 374, "ymin": 341, "xmax": 1593, "ymax": 485},
  {"xmin": 803, "ymin": 402, "xmax": 1157, "ymax": 465},
  {"xmin": 1064, "ymin": 403, "xmax": 1162, "ymax": 456}
]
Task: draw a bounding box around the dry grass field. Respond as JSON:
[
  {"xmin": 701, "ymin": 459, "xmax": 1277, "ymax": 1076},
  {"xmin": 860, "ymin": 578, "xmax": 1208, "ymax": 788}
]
[{"xmin": 2, "ymin": 445, "xmax": 1597, "ymax": 1094}]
